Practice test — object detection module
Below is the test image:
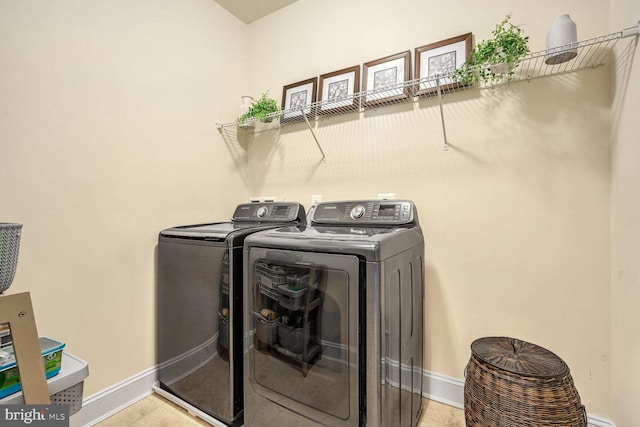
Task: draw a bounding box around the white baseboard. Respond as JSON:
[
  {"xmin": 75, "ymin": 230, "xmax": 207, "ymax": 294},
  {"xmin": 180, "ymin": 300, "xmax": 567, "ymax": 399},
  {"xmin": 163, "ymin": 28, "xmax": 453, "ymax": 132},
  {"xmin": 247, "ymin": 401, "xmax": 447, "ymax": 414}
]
[
  {"xmin": 588, "ymin": 414, "xmax": 618, "ymax": 427},
  {"xmin": 70, "ymin": 366, "xmax": 157, "ymax": 427},
  {"xmin": 422, "ymin": 369, "xmax": 465, "ymax": 409},
  {"xmin": 71, "ymin": 365, "xmax": 615, "ymax": 427}
]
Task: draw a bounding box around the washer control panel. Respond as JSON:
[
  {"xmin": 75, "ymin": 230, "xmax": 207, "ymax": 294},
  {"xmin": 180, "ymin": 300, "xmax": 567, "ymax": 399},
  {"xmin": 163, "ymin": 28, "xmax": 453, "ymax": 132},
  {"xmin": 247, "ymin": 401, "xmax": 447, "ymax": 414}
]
[
  {"xmin": 312, "ymin": 200, "xmax": 416, "ymax": 225},
  {"xmin": 232, "ymin": 202, "xmax": 305, "ymax": 223}
]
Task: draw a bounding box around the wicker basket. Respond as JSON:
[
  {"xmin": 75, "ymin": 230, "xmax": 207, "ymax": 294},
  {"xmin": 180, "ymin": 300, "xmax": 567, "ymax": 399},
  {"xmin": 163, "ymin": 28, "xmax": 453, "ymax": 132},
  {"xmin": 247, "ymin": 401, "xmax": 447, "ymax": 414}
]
[
  {"xmin": 0, "ymin": 223, "xmax": 22, "ymax": 294},
  {"xmin": 464, "ymin": 336, "xmax": 587, "ymax": 427}
]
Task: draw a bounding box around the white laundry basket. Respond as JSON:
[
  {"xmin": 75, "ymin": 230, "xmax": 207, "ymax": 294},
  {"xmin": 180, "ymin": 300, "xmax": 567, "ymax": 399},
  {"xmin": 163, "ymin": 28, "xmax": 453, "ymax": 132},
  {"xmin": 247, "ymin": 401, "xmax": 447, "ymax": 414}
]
[{"xmin": 0, "ymin": 351, "xmax": 89, "ymax": 416}]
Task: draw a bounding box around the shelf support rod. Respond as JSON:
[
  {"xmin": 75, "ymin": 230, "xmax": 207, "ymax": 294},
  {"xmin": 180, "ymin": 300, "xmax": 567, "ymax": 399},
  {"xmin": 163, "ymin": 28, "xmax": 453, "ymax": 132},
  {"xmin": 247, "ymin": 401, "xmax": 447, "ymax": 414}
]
[
  {"xmin": 435, "ymin": 78, "xmax": 449, "ymax": 151},
  {"xmin": 301, "ymin": 109, "xmax": 326, "ymax": 161}
]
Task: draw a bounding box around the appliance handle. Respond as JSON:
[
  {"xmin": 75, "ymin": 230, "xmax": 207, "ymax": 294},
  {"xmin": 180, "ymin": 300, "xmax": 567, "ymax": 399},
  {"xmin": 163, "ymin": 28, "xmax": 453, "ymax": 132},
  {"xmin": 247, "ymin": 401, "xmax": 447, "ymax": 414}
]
[{"xmin": 261, "ymin": 250, "xmax": 309, "ymax": 265}]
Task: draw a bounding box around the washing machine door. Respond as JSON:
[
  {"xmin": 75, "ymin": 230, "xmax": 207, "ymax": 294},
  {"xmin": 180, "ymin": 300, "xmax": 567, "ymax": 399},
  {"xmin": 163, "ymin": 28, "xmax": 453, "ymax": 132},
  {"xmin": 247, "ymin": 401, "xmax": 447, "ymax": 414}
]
[{"xmin": 245, "ymin": 247, "xmax": 362, "ymax": 426}]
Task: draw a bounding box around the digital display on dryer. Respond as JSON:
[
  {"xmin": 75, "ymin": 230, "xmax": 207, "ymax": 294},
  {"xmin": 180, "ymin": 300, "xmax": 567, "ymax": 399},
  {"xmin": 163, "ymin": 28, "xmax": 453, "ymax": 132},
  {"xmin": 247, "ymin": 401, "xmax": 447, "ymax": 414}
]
[
  {"xmin": 377, "ymin": 204, "xmax": 397, "ymax": 216},
  {"xmin": 272, "ymin": 205, "xmax": 290, "ymax": 217}
]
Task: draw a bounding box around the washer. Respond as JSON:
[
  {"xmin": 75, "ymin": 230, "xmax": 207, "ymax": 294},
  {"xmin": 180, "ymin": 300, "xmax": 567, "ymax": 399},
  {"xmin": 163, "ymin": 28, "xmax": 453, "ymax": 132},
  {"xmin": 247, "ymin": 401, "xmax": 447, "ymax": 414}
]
[
  {"xmin": 243, "ymin": 200, "xmax": 424, "ymax": 426},
  {"xmin": 155, "ymin": 202, "xmax": 306, "ymax": 426}
]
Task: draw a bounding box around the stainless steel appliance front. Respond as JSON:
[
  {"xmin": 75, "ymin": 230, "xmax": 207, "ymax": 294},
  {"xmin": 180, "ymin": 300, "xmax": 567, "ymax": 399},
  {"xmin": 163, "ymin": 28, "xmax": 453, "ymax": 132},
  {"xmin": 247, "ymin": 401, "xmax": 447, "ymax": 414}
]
[
  {"xmin": 244, "ymin": 200, "xmax": 424, "ymax": 426},
  {"xmin": 156, "ymin": 202, "xmax": 305, "ymax": 426}
]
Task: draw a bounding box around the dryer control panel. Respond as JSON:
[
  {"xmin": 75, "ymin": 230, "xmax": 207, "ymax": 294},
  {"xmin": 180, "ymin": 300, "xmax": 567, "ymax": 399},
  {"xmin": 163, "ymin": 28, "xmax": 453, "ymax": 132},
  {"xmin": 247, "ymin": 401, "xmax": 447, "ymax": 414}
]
[
  {"xmin": 310, "ymin": 200, "xmax": 417, "ymax": 225},
  {"xmin": 233, "ymin": 202, "xmax": 305, "ymax": 223}
]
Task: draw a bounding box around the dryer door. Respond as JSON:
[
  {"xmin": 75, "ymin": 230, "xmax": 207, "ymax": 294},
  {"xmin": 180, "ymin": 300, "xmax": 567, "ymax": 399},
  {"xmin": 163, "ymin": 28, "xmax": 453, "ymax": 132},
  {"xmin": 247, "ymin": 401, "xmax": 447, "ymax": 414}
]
[{"xmin": 245, "ymin": 248, "xmax": 361, "ymax": 426}]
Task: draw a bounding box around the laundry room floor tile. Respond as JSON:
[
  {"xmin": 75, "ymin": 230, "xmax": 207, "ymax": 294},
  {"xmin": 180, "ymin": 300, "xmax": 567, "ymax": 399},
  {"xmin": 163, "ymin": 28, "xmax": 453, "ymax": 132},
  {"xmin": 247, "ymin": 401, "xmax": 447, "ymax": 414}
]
[
  {"xmin": 94, "ymin": 392, "xmax": 464, "ymax": 426},
  {"xmin": 418, "ymin": 399, "xmax": 465, "ymax": 426},
  {"xmin": 94, "ymin": 393, "xmax": 210, "ymax": 426}
]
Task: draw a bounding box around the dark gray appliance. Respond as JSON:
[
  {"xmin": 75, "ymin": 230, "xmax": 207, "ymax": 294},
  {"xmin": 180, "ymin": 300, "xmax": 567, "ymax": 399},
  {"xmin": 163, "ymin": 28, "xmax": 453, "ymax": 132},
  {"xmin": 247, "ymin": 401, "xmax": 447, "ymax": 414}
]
[
  {"xmin": 243, "ymin": 200, "xmax": 424, "ymax": 426},
  {"xmin": 156, "ymin": 202, "xmax": 305, "ymax": 426}
]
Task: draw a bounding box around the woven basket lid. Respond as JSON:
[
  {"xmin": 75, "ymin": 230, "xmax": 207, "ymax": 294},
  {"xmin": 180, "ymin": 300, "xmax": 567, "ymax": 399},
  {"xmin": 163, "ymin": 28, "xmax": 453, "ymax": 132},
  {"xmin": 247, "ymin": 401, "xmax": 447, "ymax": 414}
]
[{"xmin": 470, "ymin": 336, "xmax": 569, "ymax": 378}]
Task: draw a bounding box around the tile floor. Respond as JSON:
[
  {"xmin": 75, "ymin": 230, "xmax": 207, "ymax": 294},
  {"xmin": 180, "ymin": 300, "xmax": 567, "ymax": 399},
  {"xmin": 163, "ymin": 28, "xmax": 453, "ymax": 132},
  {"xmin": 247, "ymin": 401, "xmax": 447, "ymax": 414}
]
[{"xmin": 95, "ymin": 393, "xmax": 465, "ymax": 426}]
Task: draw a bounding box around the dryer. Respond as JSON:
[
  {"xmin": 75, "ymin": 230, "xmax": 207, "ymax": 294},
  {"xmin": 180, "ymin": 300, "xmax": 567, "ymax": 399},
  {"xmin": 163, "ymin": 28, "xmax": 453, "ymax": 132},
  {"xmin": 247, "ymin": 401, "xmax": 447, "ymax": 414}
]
[
  {"xmin": 155, "ymin": 202, "xmax": 305, "ymax": 426},
  {"xmin": 243, "ymin": 200, "xmax": 424, "ymax": 426}
]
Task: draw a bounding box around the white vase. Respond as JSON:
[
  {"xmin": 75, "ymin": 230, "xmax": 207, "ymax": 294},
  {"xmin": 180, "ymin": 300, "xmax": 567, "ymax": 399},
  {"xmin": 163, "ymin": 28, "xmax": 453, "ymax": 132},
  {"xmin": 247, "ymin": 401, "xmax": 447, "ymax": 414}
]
[
  {"xmin": 545, "ymin": 14, "xmax": 578, "ymax": 65},
  {"xmin": 238, "ymin": 96, "xmax": 255, "ymax": 129},
  {"xmin": 239, "ymin": 95, "xmax": 254, "ymax": 117}
]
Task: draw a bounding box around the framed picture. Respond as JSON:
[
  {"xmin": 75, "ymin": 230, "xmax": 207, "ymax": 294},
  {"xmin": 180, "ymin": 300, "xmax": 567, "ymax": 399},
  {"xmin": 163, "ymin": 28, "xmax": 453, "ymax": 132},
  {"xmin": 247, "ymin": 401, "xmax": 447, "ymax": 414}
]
[
  {"xmin": 362, "ymin": 51, "xmax": 411, "ymax": 106},
  {"xmin": 281, "ymin": 77, "xmax": 318, "ymax": 122},
  {"xmin": 317, "ymin": 65, "xmax": 361, "ymax": 114},
  {"xmin": 415, "ymin": 33, "xmax": 472, "ymax": 96}
]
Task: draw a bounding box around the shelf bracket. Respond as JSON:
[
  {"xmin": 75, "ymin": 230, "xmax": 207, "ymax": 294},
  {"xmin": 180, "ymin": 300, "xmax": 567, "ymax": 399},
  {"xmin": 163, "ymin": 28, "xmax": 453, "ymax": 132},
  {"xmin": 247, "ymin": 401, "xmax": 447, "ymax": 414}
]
[
  {"xmin": 301, "ymin": 109, "xmax": 326, "ymax": 161},
  {"xmin": 621, "ymin": 21, "xmax": 640, "ymax": 38},
  {"xmin": 435, "ymin": 78, "xmax": 449, "ymax": 151}
]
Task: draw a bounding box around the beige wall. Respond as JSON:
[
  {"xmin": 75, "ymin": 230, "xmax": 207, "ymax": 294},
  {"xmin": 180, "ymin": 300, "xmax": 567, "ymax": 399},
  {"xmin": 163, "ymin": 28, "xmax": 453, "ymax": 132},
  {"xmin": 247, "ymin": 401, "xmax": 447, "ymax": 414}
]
[
  {"xmin": 0, "ymin": 0, "xmax": 249, "ymax": 395},
  {"xmin": 610, "ymin": 1, "xmax": 640, "ymax": 426},
  {"xmin": 245, "ymin": 0, "xmax": 616, "ymax": 419},
  {"xmin": 2, "ymin": 0, "xmax": 637, "ymax": 424}
]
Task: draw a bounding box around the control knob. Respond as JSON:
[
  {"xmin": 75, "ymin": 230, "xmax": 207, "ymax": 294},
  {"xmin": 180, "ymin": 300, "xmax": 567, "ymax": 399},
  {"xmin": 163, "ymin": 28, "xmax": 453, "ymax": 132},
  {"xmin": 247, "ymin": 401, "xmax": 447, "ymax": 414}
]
[
  {"xmin": 256, "ymin": 206, "xmax": 268, "ymax": 218},
  {"xmin": 350, "ymin": 205, "xmax": 366, "ymax": 220}
]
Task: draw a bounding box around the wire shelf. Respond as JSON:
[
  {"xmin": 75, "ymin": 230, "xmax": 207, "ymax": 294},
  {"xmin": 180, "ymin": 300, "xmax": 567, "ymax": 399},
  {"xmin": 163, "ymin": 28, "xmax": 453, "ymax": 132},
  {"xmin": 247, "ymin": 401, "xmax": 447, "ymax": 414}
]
[{"xmin": 216, "ymin": 24, "xmax": 639, "ymax": 153}]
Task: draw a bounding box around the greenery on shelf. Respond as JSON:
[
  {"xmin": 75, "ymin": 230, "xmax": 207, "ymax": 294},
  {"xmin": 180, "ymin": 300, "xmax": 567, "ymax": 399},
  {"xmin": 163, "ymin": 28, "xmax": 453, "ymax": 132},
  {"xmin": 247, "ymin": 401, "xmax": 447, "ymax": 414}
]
[
  {"xmin": 237, "ymin": 92, "xmax": 280, "ymax": 125},
  {"xmin": 455, "ymin": 14, "xmax": 530, "ymax": 85}
]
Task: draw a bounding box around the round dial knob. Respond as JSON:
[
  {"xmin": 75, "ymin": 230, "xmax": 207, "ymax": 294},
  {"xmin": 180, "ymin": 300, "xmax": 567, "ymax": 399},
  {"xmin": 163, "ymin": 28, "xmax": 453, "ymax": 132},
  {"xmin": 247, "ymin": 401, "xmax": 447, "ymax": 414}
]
[
  {"xmin": 350, "ymin": 205, "xmax": 366, "ymax": 220},
  {"xmin": 256, "ymin": 206, "xmax": 268, "ymax": 218}
]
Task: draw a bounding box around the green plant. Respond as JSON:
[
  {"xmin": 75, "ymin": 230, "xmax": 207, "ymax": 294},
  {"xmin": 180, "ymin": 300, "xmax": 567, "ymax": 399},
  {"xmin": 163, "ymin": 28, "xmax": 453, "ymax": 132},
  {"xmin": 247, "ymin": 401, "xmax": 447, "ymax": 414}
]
[
  {"xmin": 237, "ymin": 92, "xmax": 280, "ymax": 124},
  {"xmin": 455, "ymin": 14, "xmax": 530, "ymax": 85}
]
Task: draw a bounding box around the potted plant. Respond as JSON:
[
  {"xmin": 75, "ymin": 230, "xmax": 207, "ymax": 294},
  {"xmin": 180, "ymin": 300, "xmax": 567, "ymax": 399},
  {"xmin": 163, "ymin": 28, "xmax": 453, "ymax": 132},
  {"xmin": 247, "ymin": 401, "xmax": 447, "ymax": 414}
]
[
  {"xmin": 237, "ymin": 92, "xmax": 280, "ymax": 128},
  {"xmin": 455, "ymin": 14, "xmax": 530, "ymax": 85}
]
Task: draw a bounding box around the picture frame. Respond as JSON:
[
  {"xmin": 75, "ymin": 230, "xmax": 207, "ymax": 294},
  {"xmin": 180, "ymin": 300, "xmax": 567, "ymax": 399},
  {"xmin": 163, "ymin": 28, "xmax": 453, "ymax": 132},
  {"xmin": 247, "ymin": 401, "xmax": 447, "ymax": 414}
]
[
  {"xmin": 414, "ymin": 33, "xmax": 472, "ymax": 96},
  {"xmin": 317, "ymin": 65, "xmax": 361, "ymax": 115},
  {"xmin": 281, "ymin": 77, "xmax": 318, "ymax": 122},
  {"xmin": 362, "ymin": 51, "xmax": 411, "ymax": 106}
]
